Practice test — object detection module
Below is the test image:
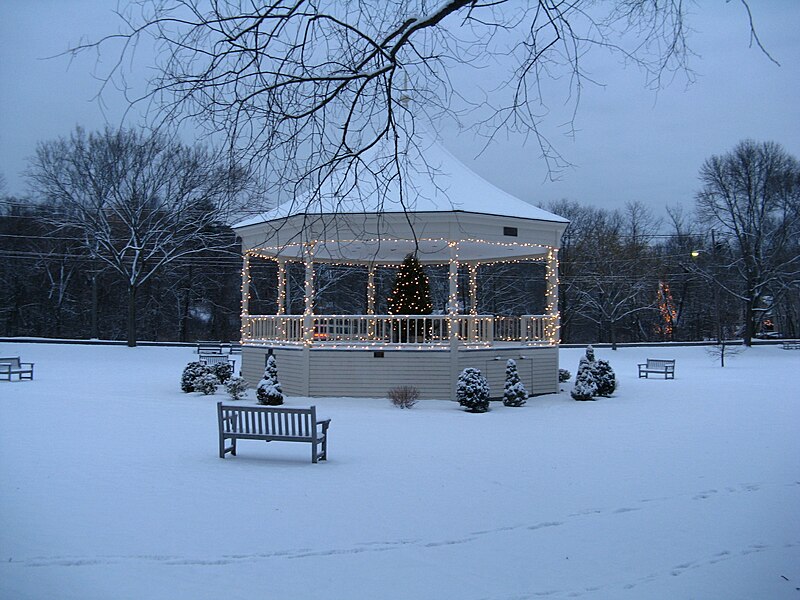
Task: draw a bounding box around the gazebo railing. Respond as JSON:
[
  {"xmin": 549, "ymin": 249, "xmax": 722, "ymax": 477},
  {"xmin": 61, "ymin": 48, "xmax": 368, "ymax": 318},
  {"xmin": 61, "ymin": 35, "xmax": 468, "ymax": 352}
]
[{"xmin": 243, "ymin": 314, "xmax": 556, "ymax": 346}]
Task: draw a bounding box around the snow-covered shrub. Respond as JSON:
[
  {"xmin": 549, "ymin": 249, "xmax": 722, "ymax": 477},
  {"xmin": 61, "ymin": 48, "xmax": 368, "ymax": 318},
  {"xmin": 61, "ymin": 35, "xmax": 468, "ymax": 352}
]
[
  {"xmin": 503, "ymin": 359, "xmax": 527, "ymax": 407},
  {"xmin": 195, "ymin": 373, "xmax": 219, "ymax": 395},
  {"xmin": 457, "ymin": 368, "xmax": 490, "ymax": 413},
  {"xmin": 388, "ymin": 386, "xmax": 420, "ymax": 408},
  {"xmin": 558, "ymin": 368, "xmax": 572, "ymax": 383},
  {"xmin": 225, "ymin": 376, "xmax": 248, "ymax": 400},
  {"xmin": 212, "ymin": 362, "xmax": 234, "ymax": 384},
  {"xmin": 571, "ymin": 355, "xmax": 597, "ymax": 401},
  {"xmin": 592, "ymin": 359, "xmax": 616, "ymax": 397},
  {"xmin": 256, "ymin": 355, "xmax": 284, "ymax": 405},
  {"xmin": 181, "ymin": 361, "xmax": 211, "ymax": 393}
]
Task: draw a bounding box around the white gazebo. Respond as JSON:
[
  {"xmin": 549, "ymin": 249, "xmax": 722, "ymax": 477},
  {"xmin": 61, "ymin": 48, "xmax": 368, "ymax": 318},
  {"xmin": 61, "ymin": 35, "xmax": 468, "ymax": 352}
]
[{"xmin": 233, "ymin": 144, "xmax": 568, "ymax": 399}]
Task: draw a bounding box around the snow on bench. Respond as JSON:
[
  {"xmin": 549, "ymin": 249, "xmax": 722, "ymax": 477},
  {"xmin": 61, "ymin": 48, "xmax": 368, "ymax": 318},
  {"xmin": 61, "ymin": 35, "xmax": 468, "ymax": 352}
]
[
  {"xmin": 638, "ymin": 358, "xmax": 675, "ymax": 379},
  {"xmin": 782, "ymin": 341, "xmax": 800, "ymax": 350},
  {"xmin": 0, "ymin": 356, "xmax": 34, "ymax": 381},
  {"xmin": 217, "ymin": 403, "xmax": 331, "ymax": 463}
]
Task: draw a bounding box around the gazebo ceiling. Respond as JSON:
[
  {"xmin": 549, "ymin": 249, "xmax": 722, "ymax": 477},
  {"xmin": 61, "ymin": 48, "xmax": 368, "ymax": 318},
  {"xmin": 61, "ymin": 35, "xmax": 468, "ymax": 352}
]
[{"xmin": 249, "ymin": 237, "xmax": 549, "ymax": 264}]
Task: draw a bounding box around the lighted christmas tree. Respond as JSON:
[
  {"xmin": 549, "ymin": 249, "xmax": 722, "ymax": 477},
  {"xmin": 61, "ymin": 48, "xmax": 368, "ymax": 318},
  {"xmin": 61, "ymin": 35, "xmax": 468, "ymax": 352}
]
[{"xmin": 387, "ymin": 254, "xmax": 433, "ymax": 315}]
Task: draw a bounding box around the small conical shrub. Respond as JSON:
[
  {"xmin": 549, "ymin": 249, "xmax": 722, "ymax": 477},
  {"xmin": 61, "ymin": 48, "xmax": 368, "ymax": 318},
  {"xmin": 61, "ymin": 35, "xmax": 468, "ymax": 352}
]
[
  {"xmin": 257, "ymin": 355, "xmax": 284, "ymax": 405},
  {"xmin": 457, "ymin": 368, "xmax": 490, "ymax": 413},
  {"xmin": 503, "ymin": 359, "xmax": 528, "ymax": 407},
  {"xmin": 571, "ymin": 356, "xmax": 597, "ymax": 401}
]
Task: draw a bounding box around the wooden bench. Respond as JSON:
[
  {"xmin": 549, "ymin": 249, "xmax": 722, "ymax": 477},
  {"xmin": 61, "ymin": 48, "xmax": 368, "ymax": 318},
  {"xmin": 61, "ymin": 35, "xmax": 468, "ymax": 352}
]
[
  {"xmin": 196, "ymin": 341, "xmax": 223, "ymax": 354},
  {"xmin": 0, "ymin": 356, "xmax": 34, "ymax": 381},
  {"xmin": 199, "ymin": 353, "xmax": 235, "ymax": 367},
  {"xmin": 638, "ymin": 358, "xmax": 675, "ymax": 379},
  {"xmin": 217, "ymin": 403, "xmax": 331, "ymax": 463},
  {"xmin": 782, "ymin": 341, "xmax": 800, "ymax": 350}
]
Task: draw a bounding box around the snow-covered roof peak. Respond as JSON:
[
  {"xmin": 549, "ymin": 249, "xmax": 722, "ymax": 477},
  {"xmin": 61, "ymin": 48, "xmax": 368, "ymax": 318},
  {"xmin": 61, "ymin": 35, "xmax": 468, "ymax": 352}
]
[{"xmin": 233, "ymin": 140, "xmax": 567, "ymax": 229}]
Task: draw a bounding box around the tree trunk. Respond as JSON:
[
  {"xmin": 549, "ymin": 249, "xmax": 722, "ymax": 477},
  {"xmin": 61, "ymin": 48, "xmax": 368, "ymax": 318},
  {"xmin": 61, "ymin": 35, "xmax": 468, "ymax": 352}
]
[
  {"xmin": 127, "ymin": 284, "xmax": 138, "ymax": 347},
  {"xmin": 91, "ymin": 273, "xmax": 98, "ymax": 339},
  {"xmin": 610, "ymin": 321, "xmax": 618, "ymax": 351},
  {"xmin": 743, "ymin": 291, "xmax": 755, "ymax": 347}
]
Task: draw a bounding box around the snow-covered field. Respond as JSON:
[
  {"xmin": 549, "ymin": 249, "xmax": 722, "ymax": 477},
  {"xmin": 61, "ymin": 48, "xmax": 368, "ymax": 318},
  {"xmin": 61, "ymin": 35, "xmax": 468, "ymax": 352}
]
[{"xmin": 1, "ymin": 342, "xmax": 798, "ymax": 599}]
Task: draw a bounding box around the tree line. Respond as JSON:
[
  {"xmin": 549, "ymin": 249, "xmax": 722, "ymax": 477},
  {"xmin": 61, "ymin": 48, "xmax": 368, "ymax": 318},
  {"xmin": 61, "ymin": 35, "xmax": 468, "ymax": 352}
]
[{"xmin": 2, "ymin": 134, "xmax": 798, "ymax": 346}]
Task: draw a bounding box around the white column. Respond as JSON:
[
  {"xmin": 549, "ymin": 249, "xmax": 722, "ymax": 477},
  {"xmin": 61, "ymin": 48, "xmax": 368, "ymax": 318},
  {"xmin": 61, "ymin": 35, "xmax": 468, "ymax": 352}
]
[
  {"xmin": 448, "ymin": 242, "xmax": 459, "ymax": 345},
  {"xmin": 241, "ymin": 253, "xmax": 250, "ymax": 317},
  {"xmin": 367, "ymin": 264, "xmax": 376, "ymax": 315},
  {"xmin": 367, "ymin": 263, "xmax": 376, "ymax": 341},
  {"xmin": 276, "ymin": 258, "xmax": 286, "ymax": 315},
  {"xmin": 546, "ymin": 247, "xmax": 560, "ymax": 343},
  {"xmin": 241, "ymin": 253, "xmax": 251, "ymax": 343},
  {"xmin": 302, "ymin": 244, "xmax": 315, "ymax": 347},
  {"xmin": 468, "ymin": 263, "xmax": 478, "ymax": 316},
  {"xmin": 468, "ymin": 262, "xmax": 478, "ymax": 343}
]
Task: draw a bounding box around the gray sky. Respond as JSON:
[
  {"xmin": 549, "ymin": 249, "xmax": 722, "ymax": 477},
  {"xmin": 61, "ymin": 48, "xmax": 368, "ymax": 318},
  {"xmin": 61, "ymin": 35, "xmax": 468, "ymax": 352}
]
[{"xmin": 1, "ymin": 1, "xmax": 799, "ymax": 221}]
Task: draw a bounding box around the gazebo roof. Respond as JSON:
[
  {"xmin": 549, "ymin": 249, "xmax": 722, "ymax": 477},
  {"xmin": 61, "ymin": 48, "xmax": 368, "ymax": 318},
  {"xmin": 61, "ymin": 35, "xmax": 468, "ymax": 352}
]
[
  {"xmin": 233, "ymin": 142, "xmax": 567, "ymax": 228},
  {"xmin": 234, "ymin": 141, "xmax": 568, "ymax": 264}
]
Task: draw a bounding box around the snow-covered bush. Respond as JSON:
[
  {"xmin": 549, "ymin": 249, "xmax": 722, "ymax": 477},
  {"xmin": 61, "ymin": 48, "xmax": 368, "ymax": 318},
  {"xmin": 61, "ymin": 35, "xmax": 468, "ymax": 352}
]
[
  {"xmin": 593, "ymin": 359, "xmax": 616, "ymax": 397},
  {"xmin": 195, "ymin": 373, "xmax": 219, "ymax": 395},
  {"xmin": 503, "ymin": 359, "xmax": 527, "ymax": 407},
  {"xmin": 225, "ymin": 376, "xmax": 248, "ymax": 400},
  {"xmin": 571, "ymin": 346, "xmax": 615, "ymax": 400},
  {"xmin": 212, "ymin": 362, "xmax": 234, "ymax": 384},
  {"xmin": 571, "ymin": 354, "xmax": 597, "ymax": 401},
  {"xmin": 388, "ymin": 385, "xmax": 420, "ymax": 408},
  {"xmin": 559, "ymin": 368, "xmax": 572, "ymax": 383},
  {"xmin": 457, "ymin": 368, "xmax": 490, "ymax": 413},
  {"xmin": 181, "ymin": 361, "xmax": 211, "ymax": 393},
  {"xmin": 256, "ymin": 355, "xmax": 284, "ymax": 405}
]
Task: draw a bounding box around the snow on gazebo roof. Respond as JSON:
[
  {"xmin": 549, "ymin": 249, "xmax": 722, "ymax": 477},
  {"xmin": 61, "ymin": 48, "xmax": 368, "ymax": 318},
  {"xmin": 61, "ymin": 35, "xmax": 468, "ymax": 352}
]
[{"xmin": 233, "ymin": 142, "xmax": 567, "ymax": 229}]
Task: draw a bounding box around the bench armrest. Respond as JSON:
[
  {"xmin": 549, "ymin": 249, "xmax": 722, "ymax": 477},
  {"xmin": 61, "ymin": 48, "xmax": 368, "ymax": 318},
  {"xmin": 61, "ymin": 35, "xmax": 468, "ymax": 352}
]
[{"xmin": 316, "ymin": 418, "xmax": 331, "ymax": 432}]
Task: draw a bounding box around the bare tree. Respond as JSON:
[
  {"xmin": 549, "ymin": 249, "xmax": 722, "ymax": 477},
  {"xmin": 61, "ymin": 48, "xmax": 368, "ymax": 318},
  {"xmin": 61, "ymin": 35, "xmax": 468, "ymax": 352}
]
[
  {"xmin": 26, "ymin": 127, "xmax": 250, "ymax": 346},
  {"xmin": 695, "ymin": 140, "xmax": 800, "ymax": 345},
  {"xmin": 68, "ymin": 0, "xmax": 760, "ymax": 214}
]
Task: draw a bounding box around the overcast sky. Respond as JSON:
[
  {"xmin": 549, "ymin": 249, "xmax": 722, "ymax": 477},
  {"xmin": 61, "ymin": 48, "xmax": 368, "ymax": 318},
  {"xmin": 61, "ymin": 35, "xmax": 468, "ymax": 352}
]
[{"xmin": 1, "ymin": 1, "xmax": 799, "ymax": 222}]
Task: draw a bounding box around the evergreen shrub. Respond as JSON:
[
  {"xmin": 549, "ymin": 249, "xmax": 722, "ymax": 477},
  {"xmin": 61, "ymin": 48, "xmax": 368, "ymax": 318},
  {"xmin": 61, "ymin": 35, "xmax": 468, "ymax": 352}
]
[
  {"xmin": 213, "ymin": 362, "xmax": 234, "ymax": 384},
  {"xmin": 181, "ymin": 361, "xmax": 211, "ymax": 393},
  {"xmin": 257, "ymin": 355, "xmax": 284, "ymax": 405},
  {"xmin": 457, "ymin": 368, "xmax": 490, "ymax": 413},
  {"xmin": 503, "ymin": 359, "xmax": 528, "ymax": 407},
  {"xmin": 571, "ymin": 354, "xmax": 597, "ymax": 401},
  {"xmin": 225, "ymin": 376, "xmax": 249, "ymax": 400},
  {"xmin": 195, "ymin": 373, "xmax": 219, "ymax": 395},
  {"xmin": 593, "ymin": 359, "xmax": 617, "ymax": 397}
]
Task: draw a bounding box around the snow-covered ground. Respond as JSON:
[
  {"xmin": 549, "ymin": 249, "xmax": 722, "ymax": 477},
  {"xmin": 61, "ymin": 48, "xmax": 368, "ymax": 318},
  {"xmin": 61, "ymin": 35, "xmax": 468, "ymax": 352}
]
[{"xmin": 1, "ymin": 342, "xmax": 798, "ymax": 599}]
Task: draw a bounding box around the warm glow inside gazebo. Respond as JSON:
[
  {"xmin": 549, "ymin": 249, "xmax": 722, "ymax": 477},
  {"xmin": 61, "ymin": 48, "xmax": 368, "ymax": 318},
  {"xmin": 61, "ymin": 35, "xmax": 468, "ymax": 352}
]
[{"xmin": 233, "ymin": 144, "xmax": 568, "ymax": 399}]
